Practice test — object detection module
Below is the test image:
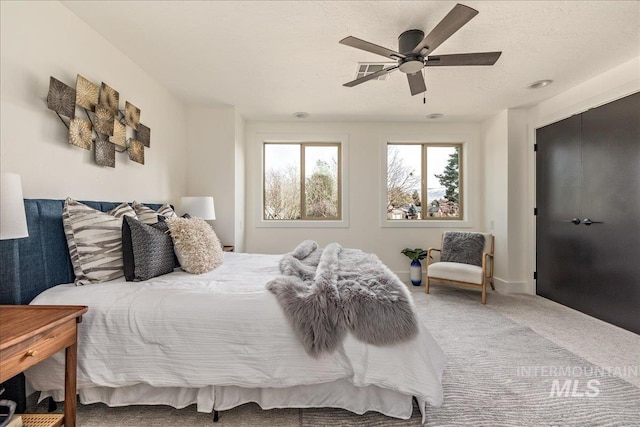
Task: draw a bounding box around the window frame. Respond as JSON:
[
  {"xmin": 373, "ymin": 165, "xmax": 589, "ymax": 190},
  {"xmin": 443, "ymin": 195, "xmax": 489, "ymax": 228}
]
[
  {"xmin": 390, "ymin": 142, "xmax": 464, "ymax": 221},
  {"xmin": 259, "ymin": 134, "xmax": 349, "ymax": 228},
  {"xmin": 300, "ymin": 142, "xmax": 342, "ymax": 221},
  {"xmin": 381, "ymin": 137, "xmax": 472, "ymax": 228}
]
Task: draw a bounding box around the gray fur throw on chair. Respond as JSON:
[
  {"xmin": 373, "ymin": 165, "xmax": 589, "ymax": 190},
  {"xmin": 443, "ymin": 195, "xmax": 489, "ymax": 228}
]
[{"xmin": 440, "ymin": 232, "xmax": 485, "ymax": 266}]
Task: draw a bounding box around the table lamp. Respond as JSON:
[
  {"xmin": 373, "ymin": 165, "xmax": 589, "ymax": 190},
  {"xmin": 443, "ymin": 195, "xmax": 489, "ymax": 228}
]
[
  {"xmin": 179, "ymin": 196, "xmax": 216, "ymax": 220},
  {"xmin": 1, "ymin": 172, "xmax": 28, "ymax": 240}
]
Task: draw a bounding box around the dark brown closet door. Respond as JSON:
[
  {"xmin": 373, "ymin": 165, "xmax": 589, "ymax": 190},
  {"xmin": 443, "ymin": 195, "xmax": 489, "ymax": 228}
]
[
  {"xmin": 580, "ymin": 92, "xmax": 640, "ymax": 333},
  {"xmin": 536, "ymin": 92, "xmax": 640, "ymax": 334},
  {"xmin": 536, "ymin": 115, "xmax": 583, "ymax": 306}
]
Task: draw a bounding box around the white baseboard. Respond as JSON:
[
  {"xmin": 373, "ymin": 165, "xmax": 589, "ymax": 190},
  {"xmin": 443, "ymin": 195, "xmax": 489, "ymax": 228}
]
[
  {"xmin": 394, "ymin": 271, "xmax": 534, "ymax": 294},
  {"xmin": 493, "ymin": 277, "xmax": 533, "ymax": 294}
]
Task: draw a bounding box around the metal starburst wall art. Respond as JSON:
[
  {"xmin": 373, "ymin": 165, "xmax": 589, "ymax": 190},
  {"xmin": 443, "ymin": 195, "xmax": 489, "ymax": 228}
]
[{"xmin": 47, "ymin": 74, "xmax": 151, "ymax": 167}]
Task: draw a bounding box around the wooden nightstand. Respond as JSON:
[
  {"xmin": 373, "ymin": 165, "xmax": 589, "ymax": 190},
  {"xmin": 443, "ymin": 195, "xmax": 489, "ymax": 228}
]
[
  {"xmin": 223, "ymin": 246, "xmax": 235, "ymax": 252},
  {"xmin": 0, "ymin": 305, "xmax": 88, "ymax": 427}
]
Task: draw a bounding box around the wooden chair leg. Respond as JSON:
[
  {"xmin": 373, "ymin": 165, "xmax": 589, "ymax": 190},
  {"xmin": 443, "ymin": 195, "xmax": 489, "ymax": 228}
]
[
  {"xmin": 481, "ymin": 279, "xmax": 487, "ymax": 304},
  {"xmin": 425, "ymin": 277, "xmax": 430, "ymax": 294},
  {"xmin": 489, "ymin": 279, "xmax": 495, "ymax": 291}
]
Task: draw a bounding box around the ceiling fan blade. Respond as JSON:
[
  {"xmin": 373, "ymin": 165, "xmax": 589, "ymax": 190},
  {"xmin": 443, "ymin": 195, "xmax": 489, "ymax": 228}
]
[
  {"xmin": 407, "ymin": 72, "xmax": 426, "ymax": 96},
  {"xmin": 343, "ymin": 66, "xmax": 399, "ymax": 87},
  {"xmin": 426, "ymin": 51, "xmax": 502, "ymax": 66},
  {"xmin": 340, "ymin": 36, "xmax": 405, "ymax": 60},
  {"xmin": 412, "ymin": 3, "xmax": 479, "ymax": 55}
]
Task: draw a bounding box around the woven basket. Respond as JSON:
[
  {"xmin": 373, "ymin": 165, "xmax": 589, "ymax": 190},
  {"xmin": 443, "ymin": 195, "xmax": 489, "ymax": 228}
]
[{"xmin": 19, "ymin": 414, "xmax": 64, "ymax": 427}]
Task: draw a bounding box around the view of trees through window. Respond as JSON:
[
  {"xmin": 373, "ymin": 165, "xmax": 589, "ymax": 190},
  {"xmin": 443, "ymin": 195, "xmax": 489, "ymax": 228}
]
[
  {"xmin": 387, "ymin": 143, "xmax": 461, "ymax": 220},
  {"xmin": 264, "ymin": 143, "xmax": 340, "ymax": 220}
]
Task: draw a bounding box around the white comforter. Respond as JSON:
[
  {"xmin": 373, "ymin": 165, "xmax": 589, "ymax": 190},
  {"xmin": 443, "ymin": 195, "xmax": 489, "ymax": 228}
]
[{"xmin": 26, "ymin": 252, "xmax": 445, "ymax": 418}]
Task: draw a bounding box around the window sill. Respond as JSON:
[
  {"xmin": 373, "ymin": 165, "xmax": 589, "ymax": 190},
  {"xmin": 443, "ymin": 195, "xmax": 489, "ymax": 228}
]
[
  {"xmin": 381, "ymin": 219, "xmax": 472, "ymax": 228},
  {"xmin": 258, "ymin": 219, "xmax": 349, "ymax": 228}
]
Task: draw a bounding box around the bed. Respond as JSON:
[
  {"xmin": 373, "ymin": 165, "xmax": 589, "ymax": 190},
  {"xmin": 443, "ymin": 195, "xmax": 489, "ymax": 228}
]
[{"xmin": 0, "ymin": 199, "xmax": 445, "ymax": 423}]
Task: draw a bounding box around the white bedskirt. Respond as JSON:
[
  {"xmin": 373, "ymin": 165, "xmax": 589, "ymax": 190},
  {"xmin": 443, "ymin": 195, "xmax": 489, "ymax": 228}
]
[{"xmin": 41, "ymin": 380, "xmax": 421, "ymax": 420}]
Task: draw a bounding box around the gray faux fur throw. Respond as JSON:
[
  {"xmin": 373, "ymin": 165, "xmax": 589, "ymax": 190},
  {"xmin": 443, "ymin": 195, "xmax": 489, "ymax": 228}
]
[{"xmin": 266, "ymin": 240, "xmax": 419, "ymax": 357}]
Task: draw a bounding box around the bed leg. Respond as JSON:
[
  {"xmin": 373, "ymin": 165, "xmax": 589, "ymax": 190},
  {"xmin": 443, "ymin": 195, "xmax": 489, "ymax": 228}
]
[
  {"xmin": 213, "ymin": 410, "xmax": 219, "ymax": 422},
  {"xmin": 47, "ymin": 397, "xmax": 58, "ymax": 412}
]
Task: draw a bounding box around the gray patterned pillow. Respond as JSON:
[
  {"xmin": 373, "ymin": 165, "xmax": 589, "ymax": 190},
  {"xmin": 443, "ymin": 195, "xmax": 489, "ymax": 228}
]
[
  {"xmin": 440, "ymin": 232, "xmax": 485, "ymax": 266},
  {"xmin": 63, "ymin": 198, "xmax": 136, "ymax": 285},
  {"xmin": 133, "ymin": 201, "xmax": 177, "ymax": 224},
  {"xmin": 122, "ymin": 216, "xmax": 176, "ymax": 281}
]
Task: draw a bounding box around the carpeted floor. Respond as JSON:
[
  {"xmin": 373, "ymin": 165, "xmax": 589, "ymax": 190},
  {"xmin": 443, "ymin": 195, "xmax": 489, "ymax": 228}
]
[{"xmin": 27, "ymin": 286, "xmax": 640, "ymax": 426}]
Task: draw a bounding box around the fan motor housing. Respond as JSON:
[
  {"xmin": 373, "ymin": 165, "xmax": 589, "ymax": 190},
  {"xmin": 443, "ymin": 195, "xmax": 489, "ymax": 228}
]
[
  {"xmin": 397, "ymin": 29, "xmax": 426, "ymax": 74},
  {"xmin": 398, "ymin": 29, "xmax": 425, "ymax": 54}
]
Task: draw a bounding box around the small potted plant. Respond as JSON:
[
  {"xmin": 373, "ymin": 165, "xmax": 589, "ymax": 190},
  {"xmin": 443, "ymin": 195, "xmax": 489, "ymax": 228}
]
[{"xmin": 401, "ymin": 248, "xmax": 427, "ymax": 286}]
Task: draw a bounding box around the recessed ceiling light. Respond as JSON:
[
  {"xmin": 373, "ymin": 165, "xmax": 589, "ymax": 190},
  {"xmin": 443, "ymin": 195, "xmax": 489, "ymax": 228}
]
[
  {"xmin": 427, "ymin": 113, "xmax": 444, "ymax": 119},
  {"xmin": 527, "ymin": 79, "xmax": 553, "ymax": 89},
  {"xmin": 293, "ymin": 112, "xmax": 309, "ymax": 119}
]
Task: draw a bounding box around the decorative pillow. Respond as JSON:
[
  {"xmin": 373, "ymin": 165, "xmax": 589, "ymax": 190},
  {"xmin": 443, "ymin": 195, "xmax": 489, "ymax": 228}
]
[
  {"xmin": 440, "ymin": 232, "xmax": 485, "ymax": 267},
  {"xmin": 166, "ymin": 217, "xmax": 223, "ymax": 274},
  {"xmin": 122, "ymin": 216, "xmax": 176, "ymax": 281},
  {"xmin": 133, "ymin": 201, "xmax": 177, "ymax": 224},
  {"xmin": 63, "ymin": 198, "xmax": 136, "ymax": 285}
]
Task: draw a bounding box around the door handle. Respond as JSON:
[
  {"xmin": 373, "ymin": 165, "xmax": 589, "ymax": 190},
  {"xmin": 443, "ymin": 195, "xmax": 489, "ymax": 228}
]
[
  {"xmin": 562, "ymin": 218, "xmax": 581, "ymax": 225},
  {"xmin": 582, "ymin": 218, "xmax": 603, "ymax": 226}
]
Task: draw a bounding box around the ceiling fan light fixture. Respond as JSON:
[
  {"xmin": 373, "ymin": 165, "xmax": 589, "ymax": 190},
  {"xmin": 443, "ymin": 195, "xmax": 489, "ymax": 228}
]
[
  {"xmin": 527, "ymin": 79, "xmax": 553, "ymax": 89},
  {"xmin": 293, "ymin": 112, "xmax": 309, "ymax": 119},
  {"xmin": 398, "ymin": 58, "xmax": 425, "ymax": 74},
  {"xmin": 427, "ymin": 113, "xmax": 444, "ymax": 119}
]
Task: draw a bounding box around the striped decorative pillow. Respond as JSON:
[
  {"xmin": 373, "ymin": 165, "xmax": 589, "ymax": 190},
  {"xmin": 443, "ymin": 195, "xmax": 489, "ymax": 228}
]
[
  {"xmin": 133, "ymin": 201, "xmax": 177, "ymax": 224},
  {"xmin": 63, "ymin": 198, "xmax": 137, "ymax": 285}
]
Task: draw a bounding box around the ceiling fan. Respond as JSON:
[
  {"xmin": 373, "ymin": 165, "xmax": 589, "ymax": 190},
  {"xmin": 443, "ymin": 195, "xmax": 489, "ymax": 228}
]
[{"xmin": 339, "ymin": 3, "xmax": 502, "ymax": 96}]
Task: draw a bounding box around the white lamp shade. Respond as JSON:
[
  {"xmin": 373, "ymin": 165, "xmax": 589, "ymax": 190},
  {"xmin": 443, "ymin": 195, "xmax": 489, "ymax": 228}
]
[
  {"xmin": 1, "ymin": 172, "xmax": 29, "ymax": 240},
  {"xmin": 180, "ymin": 196, "xmax": 216, "ymax": 220}
]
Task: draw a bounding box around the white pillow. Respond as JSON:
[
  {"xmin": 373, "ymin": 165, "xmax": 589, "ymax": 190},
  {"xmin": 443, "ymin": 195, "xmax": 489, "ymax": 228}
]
[
  {"xmin": 133, "ymin": 201, "xmax": 177, "ymax": 224},
  {"xmin": 63, "ymin": 198, "xmax": 136, "ymax": 285},
  {"xmin": 165, "ymin": 217, "xmax": 223, "ymax": 274}
]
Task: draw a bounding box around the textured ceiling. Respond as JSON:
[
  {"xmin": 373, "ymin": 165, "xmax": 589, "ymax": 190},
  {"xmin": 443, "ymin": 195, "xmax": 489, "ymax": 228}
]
[{"xmin": 62, "ymin": 1, "xmax": 639, "ymax": 122}]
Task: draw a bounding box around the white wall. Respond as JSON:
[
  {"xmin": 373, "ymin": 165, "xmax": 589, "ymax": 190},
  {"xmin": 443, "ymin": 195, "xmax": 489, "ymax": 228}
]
[
  {"xmin": 186, "ymin": 106, "xmax": 240, "ymax": 248},
  {"xmin": 0, "ymin": 1, "xmax": 187, "ymax": 203},
  {"xmin": 506, "ymin": 109, "xmax": 529, "ymax": 287},
  {"xmin": 481, "ymin": 111, "xmax": 509, "ymax": 285},
  {"xmin": 481, "ymin": 108, "xmax": 530, "ymax": 292},
  {"xmin": 234, "ymin": 112, "xmax": 246, "ymax": 252},
  {"xmin": 245, "ymin": 120, "xmax": 483, "ymax": 277}
]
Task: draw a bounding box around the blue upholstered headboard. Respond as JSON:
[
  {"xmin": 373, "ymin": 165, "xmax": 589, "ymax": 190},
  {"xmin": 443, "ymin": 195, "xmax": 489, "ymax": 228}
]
[{"xmin": 0, "ymin": 199, "xmax": 163, "ymax": 305}]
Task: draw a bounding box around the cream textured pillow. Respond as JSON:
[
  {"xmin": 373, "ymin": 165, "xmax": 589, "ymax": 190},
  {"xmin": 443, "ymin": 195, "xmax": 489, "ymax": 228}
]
[{"xmin": 166, "ymin": 217, "xmax": 223, "ymax": 274}]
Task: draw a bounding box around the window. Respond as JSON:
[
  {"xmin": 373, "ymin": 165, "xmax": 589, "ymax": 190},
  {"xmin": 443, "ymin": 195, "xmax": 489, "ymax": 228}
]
[
  {"xmin": 263, "ymin": 142, "xmax": 341, "ymax": 221},
  {"xmin": 386, "ymin": 143, "xmax": 462, "ymax": 220}
]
